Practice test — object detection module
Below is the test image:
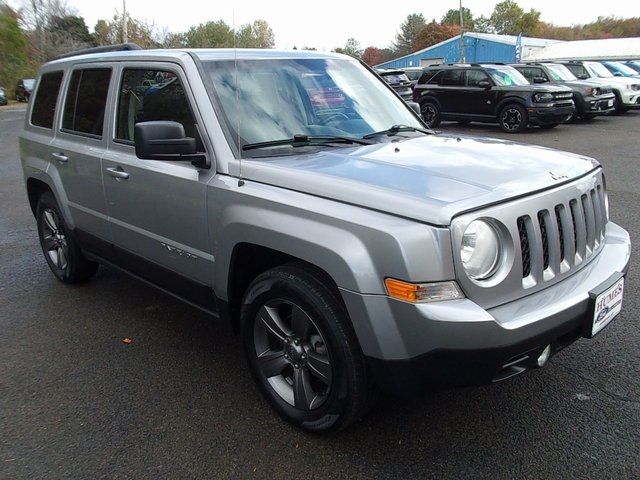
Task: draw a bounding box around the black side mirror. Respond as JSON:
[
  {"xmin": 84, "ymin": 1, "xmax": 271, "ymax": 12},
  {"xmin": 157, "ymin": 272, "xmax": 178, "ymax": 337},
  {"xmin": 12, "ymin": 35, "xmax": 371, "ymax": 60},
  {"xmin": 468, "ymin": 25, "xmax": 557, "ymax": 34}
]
[
  {"xmin": 407, "ymin": 101, "xmax": 421, "ymax": 115},
  {"xmin": 578, "ymin": 74, "xmax": 589, "ymax": 80},
  {"xmin": 533, "ymin": 77, "xmax": 547, "ymax": 84},
  {"xmin": 134, "ymin": 121, "xmax": 207, "ymax": 167},
  {"xmin": 478, "ymin": 80, "xmax": 492, "ymax": 89},
  {"xmin": 613, "ymin": 72, "xmax": 622, "ymax": 77}
]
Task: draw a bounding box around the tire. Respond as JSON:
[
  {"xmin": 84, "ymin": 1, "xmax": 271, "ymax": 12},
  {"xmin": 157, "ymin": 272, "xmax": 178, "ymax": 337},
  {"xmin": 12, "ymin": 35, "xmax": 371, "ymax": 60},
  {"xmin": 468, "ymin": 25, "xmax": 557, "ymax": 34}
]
[
  {"xmin": 420, "ymin": 101, "xmax": 441, "ymax": 128},
  {"xmin": 499, "ymin": 104, "xmax": 528, "ymax": 133},
  {"xmin": 613, "ymin": 92, "xmax": 629, "ymax": 113},
  {"xmin": 36, "ymin": 191, "xmax": 98, "ymax": 283},
  {"xmin": 240, "ymin": 264, "xmax": 371, "ymax": 432},
  {"xmin": 539, "ymin": 123, "xmax": 559, "ymax": 129}
]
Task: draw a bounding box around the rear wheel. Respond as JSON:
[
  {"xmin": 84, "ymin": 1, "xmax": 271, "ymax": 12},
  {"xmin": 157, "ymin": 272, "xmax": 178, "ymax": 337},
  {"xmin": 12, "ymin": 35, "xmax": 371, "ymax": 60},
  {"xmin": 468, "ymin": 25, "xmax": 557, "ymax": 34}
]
[
  {"xmin": 420, "ymin": 101, "xmax": 441, "ymax": 128},
  {"xmin": 241, "ymin": 264, "xmax": 371, "ymax": 432},
  {"xmin": 36, "ymin": 192, "xmax": 98, "ymax": 283},
  {"xmin": 499, "ymin": 104, "xmax": 528, "ymax": 133}
]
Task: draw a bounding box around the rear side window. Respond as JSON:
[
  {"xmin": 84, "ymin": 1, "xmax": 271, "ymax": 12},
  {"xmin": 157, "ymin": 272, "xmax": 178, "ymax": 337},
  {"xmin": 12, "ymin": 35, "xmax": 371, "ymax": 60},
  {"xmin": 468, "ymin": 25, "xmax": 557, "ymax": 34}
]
[
  {"xmin": 31, "ymin": 72, "xmax": 63, "ymax": 129},
  {"xmin": 62, "ymin": 69, "xmax": 111, "ymax": 137},
  {"xmin": 442, "ymin": 70, "xmax": 464, "ymax": 86}
]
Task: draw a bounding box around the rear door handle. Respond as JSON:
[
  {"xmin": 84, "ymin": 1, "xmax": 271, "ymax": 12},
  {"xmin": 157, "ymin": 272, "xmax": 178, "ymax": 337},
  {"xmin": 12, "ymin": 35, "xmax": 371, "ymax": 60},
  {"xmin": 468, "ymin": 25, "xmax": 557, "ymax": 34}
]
[
  {"xmin": 50, "ymin": 152, "xmax": 68, "ymax": 164},
  {"xmin": 105, "ymin": 167, "xmax": 130, "ymax": 180}
]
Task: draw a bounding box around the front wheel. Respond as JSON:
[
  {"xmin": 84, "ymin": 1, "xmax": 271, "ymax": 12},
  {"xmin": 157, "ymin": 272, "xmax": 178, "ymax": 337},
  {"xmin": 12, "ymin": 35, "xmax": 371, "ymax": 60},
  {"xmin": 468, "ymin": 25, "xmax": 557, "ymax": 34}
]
[
  {"xmin": 240, "ymin": 264, "xmax": 371, "ymax": 432},
  {"xmin": 420, "ymin": 101, "xmax": 441, "ymax": 128},
  {"xmin": 499, "ymin": 104, "xmax": 528, "ymax": 133}
]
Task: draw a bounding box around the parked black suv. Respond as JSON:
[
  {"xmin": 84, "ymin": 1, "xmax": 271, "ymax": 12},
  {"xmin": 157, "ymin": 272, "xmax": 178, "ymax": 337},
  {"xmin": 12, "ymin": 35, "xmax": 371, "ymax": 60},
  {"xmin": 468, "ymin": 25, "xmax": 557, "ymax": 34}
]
[
  {"xmin": 378, "ymin": 70, "xmax": 413, "ymax": 102},
  {"xmin": 15, "ymin": 78, "xmax": 35, "ymax": 102},
  {"xmin": 511, "ymin": 63, "xmax": 615, "ymax": 120},
  {"xmin": 413, "ymin": 64, "xmax": 575, "ymax": 133}
]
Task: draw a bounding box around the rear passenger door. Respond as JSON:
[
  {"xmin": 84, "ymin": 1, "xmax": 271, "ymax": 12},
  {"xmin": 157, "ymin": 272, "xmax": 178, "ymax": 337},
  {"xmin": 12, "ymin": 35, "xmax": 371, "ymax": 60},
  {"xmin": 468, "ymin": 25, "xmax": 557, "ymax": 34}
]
[
  {"xmin": 438, "ymin": 69, "xmax": 465, "ymax": 114},
  {"xmin": 101, "ymin": 64, "xmax": 216, "ymax": 306},
  {"xmin": 48, "ymin": 65, "xmax": 113, "ymax": 245}
]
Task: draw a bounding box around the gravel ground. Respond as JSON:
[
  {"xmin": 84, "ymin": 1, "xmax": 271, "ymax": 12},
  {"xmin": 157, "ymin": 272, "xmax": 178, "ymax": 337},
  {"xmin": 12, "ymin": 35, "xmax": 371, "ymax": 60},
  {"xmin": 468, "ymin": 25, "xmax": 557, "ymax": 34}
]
[{"xmin": 1, "ymin": 108, "xmax": 639, "ymax": 479}]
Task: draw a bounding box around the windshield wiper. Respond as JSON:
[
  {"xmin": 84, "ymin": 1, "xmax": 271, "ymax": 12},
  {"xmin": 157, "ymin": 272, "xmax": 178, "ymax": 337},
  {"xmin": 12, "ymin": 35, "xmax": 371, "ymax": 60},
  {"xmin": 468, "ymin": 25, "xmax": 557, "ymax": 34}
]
[
  {"xmin": 242, "ymin": 134, "xmax": 372, "ymax": 151},
  {"xmin": 362, "ymin": 124, "xmax": 434, "ymax": 140}
]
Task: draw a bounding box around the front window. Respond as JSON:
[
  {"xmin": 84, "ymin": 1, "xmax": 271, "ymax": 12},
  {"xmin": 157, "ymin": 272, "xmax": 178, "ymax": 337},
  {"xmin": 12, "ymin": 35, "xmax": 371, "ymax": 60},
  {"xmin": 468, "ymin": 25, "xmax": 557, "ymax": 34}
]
[
  {"xmin": 546, "ymin": 64, "xmax": 577, "ymax": 81},
  {"xmin": 404, "ymin": 70, "xmax": 422, "ymax": 81},
  {"xmin": 486, "ymin": 67, "xmax": 530, "ymax": 86},
  {"xmin": 201, "ymin": 58, "xmax": 422, "ymax": 157},
  {"xmin": 585, "ymin": 62, "xmax": 616, "ymax": 78}
]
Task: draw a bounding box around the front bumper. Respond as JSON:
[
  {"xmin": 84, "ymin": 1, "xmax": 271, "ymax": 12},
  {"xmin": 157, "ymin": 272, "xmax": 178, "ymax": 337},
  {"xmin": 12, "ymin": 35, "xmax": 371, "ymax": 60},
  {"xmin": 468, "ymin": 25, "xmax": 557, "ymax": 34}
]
[
  {"xmin": 527, "ymin": 104, "xmax": 575, "ymax": 125},
  {"xmin": 340, "ymin": 222, "xmax": 630, "ymax": 394},
  {"xmin": 582, "ymin": 94, "xmax": 616, "ymax": 115},
  {"xmin": 619, "ymin": 90, "xmax": 640, "ymax": 107}
]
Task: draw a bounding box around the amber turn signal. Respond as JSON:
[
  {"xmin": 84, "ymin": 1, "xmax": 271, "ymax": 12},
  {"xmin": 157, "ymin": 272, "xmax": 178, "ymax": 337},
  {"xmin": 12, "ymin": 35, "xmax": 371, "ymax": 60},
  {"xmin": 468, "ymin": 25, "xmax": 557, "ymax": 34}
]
[{"xmin": 384, "ymin": 278, "xmax": 464, "ymax": 303}]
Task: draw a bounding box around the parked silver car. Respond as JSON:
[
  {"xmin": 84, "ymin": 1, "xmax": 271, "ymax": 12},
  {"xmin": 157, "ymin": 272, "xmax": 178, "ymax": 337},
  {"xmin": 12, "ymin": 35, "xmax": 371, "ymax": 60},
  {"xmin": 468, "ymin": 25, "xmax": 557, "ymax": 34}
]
[{"xmin": 20, "ymin": 45, "xmax": 630, "ymax": 432}]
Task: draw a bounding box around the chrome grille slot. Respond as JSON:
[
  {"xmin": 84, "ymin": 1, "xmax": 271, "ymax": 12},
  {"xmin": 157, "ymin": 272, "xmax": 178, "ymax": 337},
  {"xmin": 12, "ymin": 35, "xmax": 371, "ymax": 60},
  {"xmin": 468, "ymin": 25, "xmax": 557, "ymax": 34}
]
[
  {"xmin": 517, "ymin": 216, "xmax": 531, "ymax": 278},
  {"xmin": 537, "ymin": 211, "xmax": 550, "ymax": 270},
  {"xmin": 554, "ymin": 205, "xmax": 565, "ymax": 262}
]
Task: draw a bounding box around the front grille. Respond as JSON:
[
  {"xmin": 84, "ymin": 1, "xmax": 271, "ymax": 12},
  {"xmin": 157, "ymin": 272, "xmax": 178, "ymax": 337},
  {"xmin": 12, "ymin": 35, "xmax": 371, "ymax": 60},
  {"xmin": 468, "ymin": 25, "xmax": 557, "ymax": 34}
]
[{"xmin": 517, "ymin": 183, "xmax": 607, "ymax": 285}]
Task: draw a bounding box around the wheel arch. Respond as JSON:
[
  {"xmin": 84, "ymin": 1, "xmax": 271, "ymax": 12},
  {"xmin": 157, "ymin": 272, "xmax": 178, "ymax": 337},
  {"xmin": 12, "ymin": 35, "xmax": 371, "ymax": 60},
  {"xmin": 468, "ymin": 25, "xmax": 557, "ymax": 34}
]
[{"xmin": 495, "ymin": 97, "xmax": 527, "ymax": 116}]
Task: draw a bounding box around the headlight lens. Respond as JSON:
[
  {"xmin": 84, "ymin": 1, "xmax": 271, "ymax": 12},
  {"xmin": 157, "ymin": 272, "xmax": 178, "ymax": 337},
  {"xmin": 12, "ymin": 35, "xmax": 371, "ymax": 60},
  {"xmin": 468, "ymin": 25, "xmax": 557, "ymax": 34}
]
[
  {"xmin": 461, "ymin": 220, "xmax": 501, "ymax": 280},
  {"xmin": 533, "ymin": 92, "xmax": 554, "ymax": 103}
]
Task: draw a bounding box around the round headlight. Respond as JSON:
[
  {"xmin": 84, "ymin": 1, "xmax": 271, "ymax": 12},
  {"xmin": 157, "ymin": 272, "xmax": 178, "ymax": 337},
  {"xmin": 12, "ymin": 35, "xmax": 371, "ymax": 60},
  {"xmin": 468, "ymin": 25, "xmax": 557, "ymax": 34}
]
[{"xmin": 461, "ymin": 220, "xmax": 501, "ymax": 280}]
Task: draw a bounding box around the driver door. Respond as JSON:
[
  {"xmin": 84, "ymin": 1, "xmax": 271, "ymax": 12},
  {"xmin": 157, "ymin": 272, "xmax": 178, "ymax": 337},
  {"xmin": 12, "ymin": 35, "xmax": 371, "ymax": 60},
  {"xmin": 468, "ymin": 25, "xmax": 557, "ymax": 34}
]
[{"xmin": 101, "ymin": 63, "xmax": 216, "ymax": 308}]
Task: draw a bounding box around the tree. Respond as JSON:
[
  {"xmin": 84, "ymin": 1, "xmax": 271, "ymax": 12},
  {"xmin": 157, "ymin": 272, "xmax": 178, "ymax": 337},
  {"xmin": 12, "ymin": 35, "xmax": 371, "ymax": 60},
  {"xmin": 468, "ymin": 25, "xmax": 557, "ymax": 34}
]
[
  {"xmin": 0, "ymin": 9, "xmax": 29, "ymax": 95},
  {"xmin": 333, "ymin": 37, "xmax": 362, "ymax": 57},
  {"xmin": 92, "ymin": 13, "xmax": 157, "ymax": 49},
  {"xmin": 412, "ymin": 21, "xmax": 461, "ymax": 52},
  {"xmin": 235, "ymin": 19, "xmax": 275, "ymax": 48},
  {"xmin": 474, "ymin": 15, "xmax": 494, "ymax": 33},
  {"xmin": 488, "ymin": 0, "xmax": 541, "ymax": 36},
  {"xmin": 184, "ymin": 20, "xmax": 234, "ymax": 48},
  {"xmin": 18, "ymin": 0, "xmax": 77, "ymax": 62},
  {"xmin": 48, "ymin": 15, "xmax": 93, "ymax": 44},
  {"xmin": 441, "ymin": 7, "xmax": 474, "ymax": 31},
  {"xmin": 393, "ymin": 13, "xmax": 426, "ymax": 56},
  {"xmin": 362, "ymin": 46, "xmax": 394, "ymax": 66}
]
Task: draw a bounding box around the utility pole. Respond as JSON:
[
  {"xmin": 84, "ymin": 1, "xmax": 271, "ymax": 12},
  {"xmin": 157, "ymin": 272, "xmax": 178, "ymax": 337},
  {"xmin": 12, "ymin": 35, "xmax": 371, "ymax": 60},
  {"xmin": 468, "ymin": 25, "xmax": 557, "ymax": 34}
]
[
  {"xmin": 122, "ymin": 0, "xmax": 128, "ymax": 43},
  {"xmin": 459, "ymin": 0, "xmax": 466, "ymax": 63}
]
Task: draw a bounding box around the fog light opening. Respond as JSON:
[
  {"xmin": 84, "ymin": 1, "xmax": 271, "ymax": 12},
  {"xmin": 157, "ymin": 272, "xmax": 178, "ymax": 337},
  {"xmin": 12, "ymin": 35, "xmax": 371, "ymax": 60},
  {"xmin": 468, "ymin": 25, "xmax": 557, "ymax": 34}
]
[{"xmin": 537, "ymin": 345, "xmax": 552, "ymax": 367}]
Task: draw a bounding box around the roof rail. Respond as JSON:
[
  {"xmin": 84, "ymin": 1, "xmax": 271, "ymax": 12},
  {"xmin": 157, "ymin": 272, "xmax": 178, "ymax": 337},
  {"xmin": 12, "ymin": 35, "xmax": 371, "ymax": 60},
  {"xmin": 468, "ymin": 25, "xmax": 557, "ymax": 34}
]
[{"xmin": 54, "ymin": 43, "xmax": 142, "ymax": 60}]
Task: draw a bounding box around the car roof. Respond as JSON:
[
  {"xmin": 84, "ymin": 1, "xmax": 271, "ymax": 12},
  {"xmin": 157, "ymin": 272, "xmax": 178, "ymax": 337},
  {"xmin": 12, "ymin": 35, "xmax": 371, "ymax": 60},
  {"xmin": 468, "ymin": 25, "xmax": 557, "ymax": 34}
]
[{"xmin": 43, "ymin": 48, "xmax": 352, "ymax": 68}]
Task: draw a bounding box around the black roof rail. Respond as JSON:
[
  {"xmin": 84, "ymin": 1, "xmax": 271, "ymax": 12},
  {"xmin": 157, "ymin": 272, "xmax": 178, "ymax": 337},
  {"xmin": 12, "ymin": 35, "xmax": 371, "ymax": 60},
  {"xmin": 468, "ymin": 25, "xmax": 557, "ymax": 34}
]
[{"xmin": 54, "ymin": 43, "xmax": 142, "ymax": 60}]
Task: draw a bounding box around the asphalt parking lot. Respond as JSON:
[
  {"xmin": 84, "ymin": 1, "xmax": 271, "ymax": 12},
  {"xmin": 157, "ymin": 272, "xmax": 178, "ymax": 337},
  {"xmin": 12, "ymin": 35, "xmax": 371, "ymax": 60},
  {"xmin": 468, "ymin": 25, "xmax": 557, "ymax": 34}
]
[{"xmin": 1, "ymin": 108, "xmax": 639, "ymax": 479}]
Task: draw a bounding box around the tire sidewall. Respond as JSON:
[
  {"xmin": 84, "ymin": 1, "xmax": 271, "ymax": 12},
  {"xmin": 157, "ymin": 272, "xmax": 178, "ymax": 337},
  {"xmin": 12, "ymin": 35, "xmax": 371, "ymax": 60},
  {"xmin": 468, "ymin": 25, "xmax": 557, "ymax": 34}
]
[
  {"xmin": 499, "ymin": 103, "xmax": 528, "ymax": 133},
  {"xmin": 420, "ymin": 101, "xmax": 441, "ymax": 128},
  {"xmin": 240, "ymin": 272, "xmax": 353, "ymax": 431}
]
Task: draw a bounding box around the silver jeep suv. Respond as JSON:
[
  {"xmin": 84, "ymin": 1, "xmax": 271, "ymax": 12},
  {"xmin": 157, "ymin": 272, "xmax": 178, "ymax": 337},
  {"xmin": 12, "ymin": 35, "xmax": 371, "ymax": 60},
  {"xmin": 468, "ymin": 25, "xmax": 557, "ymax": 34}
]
[{"xmin": 20, "ymin": 45, "xmax": 630, "ymax": 432}]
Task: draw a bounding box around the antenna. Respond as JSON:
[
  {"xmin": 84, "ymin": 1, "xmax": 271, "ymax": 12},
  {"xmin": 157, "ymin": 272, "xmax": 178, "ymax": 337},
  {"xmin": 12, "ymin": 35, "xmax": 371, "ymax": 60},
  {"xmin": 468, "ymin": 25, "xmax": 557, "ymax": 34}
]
[{"xmin": 234, "ymin": 10, "xmax": 244, "ymax": 187}]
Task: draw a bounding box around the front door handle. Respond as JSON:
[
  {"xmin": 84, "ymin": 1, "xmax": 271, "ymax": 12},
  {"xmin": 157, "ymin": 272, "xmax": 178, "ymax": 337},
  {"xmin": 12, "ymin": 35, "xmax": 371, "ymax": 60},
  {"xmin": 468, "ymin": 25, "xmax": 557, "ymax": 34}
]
[
  {"xmin": 50, "ymin": 152, "xmax": 68, "ymax": 164},
  {"xmin": 105, "ymin": 167, "xmax": 130, "ymax": 180}
]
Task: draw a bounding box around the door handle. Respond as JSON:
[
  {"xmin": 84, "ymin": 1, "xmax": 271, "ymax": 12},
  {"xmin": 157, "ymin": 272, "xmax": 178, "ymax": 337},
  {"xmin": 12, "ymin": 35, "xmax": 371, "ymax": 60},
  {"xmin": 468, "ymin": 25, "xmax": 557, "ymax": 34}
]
[
  {"xmin": 50, "ymin": 152, "xmax": 68, "ymax": 164},
  {"xmin": 105, "ymin": 167, "xmax": 130, "ymax": 180}
]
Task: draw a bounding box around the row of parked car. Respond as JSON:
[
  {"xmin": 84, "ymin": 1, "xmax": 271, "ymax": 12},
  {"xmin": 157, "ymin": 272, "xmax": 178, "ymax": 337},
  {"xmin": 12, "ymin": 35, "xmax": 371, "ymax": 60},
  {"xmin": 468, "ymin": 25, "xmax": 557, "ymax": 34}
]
[
  {"xmin": 378, "ymin": 60, "xmax": 640, "ymax": 133},
  {"xmin": 0, "ymin": 78, "xmax": 36, "ymax": 105}
]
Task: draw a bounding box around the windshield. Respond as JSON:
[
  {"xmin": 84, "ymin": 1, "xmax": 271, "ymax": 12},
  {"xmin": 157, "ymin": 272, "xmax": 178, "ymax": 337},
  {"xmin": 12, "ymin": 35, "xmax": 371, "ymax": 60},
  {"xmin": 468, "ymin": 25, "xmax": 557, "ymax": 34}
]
[
  {"xmin": 627, "ymin": 61, "xmax": 640, "ymax": 72},
  {"xmin": 202, "ymin": 58, "xmax": 422, "ymax": 156},
  {"xmin": 585, "ymin": 62, "xmax": 616, "ymax": 78},
  {"xmin": 546, "ymin": 64, "xmax": 577, "ymax": 81},
  {"xmin": 605, "ymin": 62, "xmax": 638, "ymax": 76},
  {"xmin": 486, "ymin": 67, "xmax": 530, "ymax": 86}
]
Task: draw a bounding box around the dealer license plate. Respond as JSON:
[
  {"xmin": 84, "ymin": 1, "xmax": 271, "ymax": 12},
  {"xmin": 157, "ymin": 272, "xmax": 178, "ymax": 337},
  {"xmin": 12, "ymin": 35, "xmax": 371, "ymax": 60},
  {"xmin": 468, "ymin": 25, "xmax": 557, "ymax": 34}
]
[
  {"xmin": 592, "ymin": 277, "xmax": 624, "ymax": 336},
  {"xmin": 608, "ymin": 99, "xmax": 614, "ymax": 107}
]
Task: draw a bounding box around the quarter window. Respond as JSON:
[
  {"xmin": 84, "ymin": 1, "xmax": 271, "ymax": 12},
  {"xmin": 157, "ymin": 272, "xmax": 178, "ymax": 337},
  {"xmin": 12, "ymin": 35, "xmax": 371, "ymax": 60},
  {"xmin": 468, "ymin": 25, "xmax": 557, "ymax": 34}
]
[
  {"xmin": 441, "ymin": 70, "xmax": 464, "ymax": 86},
  {"xmin": 116, "ymin": 69, "xmax": 200, "ymax": 146},
  {"xmin": 31, "ymin": 72, "xmax": 63, "ymax": 129},
  {"xmin": 62, "ymin": 69, "xmax": 111, "ymax": 137}
]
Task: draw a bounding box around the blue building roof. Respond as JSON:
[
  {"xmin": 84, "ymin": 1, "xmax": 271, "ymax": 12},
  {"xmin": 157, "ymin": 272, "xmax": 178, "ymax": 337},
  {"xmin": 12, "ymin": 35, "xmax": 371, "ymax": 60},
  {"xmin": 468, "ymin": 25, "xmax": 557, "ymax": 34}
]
[{"xmin": 376, "ymin": 32, "xmax": 561, "ymax": 69}]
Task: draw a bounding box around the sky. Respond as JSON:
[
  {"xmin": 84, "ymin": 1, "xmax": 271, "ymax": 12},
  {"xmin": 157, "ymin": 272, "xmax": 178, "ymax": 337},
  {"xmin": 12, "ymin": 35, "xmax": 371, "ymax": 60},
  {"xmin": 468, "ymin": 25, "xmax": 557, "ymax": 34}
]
[{"xmin": 11, "ymin": 0, "xmax": 640, "ymax": 50}]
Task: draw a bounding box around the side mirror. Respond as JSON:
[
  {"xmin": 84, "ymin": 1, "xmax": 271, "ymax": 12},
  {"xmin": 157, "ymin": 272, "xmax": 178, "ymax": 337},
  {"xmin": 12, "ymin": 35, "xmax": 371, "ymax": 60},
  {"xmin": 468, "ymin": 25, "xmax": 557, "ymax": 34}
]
[
  {"xmin": 134, "ymin": 121, "xmax": 206, "ymax": 167},
  {"xmin": 533, "ymin": 77, "xmax": 547, "ymax": 84},
  {"xmin": 613, "ymin": 72, "xmax": 622, "ymax": 77},
  {"xmin": 407, "ymin": 101, "xmax": 421, "ymax": 115},
  {"xmin": 478, "ymin": 80, "xmax": 492, "ymax": 89},
  {"xmin": 577, "ymin": 74, "xmax": 589, "ymax": 80}
]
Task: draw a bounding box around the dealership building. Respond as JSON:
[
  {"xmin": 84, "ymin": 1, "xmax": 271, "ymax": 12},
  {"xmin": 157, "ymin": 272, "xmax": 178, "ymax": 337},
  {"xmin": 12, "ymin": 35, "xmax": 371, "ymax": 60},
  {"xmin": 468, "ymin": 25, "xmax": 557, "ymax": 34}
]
[{"xmin": 375, "ymin": 32, "xmax": 560, "ymax": 69}]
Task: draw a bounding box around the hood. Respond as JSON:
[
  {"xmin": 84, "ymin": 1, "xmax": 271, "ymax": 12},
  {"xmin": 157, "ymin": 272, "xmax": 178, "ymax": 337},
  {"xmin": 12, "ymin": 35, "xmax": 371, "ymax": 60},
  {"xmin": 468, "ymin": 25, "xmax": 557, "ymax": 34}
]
[
  {"xmin": 241, "ymin": 134, "xmax": 600, "ymax": 225},
  {"xmin": 590, "ymin": 76, "xmax": 640, "ymax": 87}
]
